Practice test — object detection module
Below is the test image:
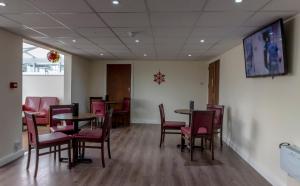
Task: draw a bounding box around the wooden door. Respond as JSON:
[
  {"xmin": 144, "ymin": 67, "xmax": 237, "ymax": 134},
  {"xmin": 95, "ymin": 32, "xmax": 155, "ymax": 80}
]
[
  {"xmin": 208, "ymin": 60, "xmax": 220, "ymax": 105},
  {"xmin": 106, "ymin": 64, "xmax": 131, "ymax": 104}
]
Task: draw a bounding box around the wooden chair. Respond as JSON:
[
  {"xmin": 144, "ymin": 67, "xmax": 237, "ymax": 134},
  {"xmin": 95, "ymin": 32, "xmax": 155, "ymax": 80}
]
[
  {"xmin": 73, "ymin": 109, "xmax": 113, "ymax": 168},
  {"xmin": 113, "ymin": 97, "xmax": 131, "ymax": 126},
  {"xmin": 181, "ymin": 110, "xmax": 215, "ymax": 160},
  {"xmin": 25, "ymin": 112, "xmax": 72, "ymax": 177},
  {"xmin": 91, "ymin": 100, "xmax": 106, "ymax": 127},
  {"xmin": 159, "ymin": 104, "xmax": 185, "ymax": 147},
  {"xmin": 49, "ymin": 105, "xmax": 74, "ymax": 161},
  {"xmin": 207, "ymin": 104, "xmax": 225, "ymax": 148}
]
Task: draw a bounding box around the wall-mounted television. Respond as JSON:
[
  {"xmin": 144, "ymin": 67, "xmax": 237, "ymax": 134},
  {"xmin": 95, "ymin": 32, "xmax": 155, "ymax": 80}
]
[{"xmin": 243, "ymin": 19, "xmax": 287, "ymax": 78}]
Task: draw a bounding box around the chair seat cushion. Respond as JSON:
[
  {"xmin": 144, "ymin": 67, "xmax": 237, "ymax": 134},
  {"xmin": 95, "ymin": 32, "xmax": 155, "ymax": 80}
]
[
  {"xmin": 38, "ymin": 132, "xmax": 70, "ymax": 147},
  {"xmin": 181, "ymin": 127, "xmax": 208, "ymax": 136},
  {"xmin": 74, "ymin": 128, "xmax": 103, "ymax": 142},
  {"xmin": 164, "ymin": 121, "xmax": 185, "ymax": 129},
  {"xmin": 50, "ymin": 125, "xmax": 74, "ymax": 133}
]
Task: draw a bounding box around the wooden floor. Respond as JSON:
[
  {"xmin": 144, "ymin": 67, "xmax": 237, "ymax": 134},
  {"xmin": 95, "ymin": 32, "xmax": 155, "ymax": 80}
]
[{"xmin": 1, "ymin": 124, "xmax": 270, "ymax": 186}]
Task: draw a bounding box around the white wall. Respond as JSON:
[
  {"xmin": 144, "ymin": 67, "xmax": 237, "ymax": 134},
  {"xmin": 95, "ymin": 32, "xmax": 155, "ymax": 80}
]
[
  {"xmin": 212, "ymin": 15, "xmax": 300, "ymax": 186},
  {"xmin": 89, "ymin": 60, "xmax": 208, "ymax": 124},
  {"xmin": 0, "ymin": 29, "xmax": 23, "ymax": 166},
  {"xmin": 22, "ymin": 75, "xmax": 64, "ymax": 103},
  {"xmin": 71, "ymin": 55, "xmax": 91, "ymax": 113}
]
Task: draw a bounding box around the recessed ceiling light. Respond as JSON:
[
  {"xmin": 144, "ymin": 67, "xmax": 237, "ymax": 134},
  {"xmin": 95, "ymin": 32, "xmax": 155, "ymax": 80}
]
[
  {"xmin": 100, "ymin": 53, "xmax": 104, "ymax": 56},
  {"xmin": 188, "ymin": 54, "xmax": 192, "ymax": 57},
  {"xmin": 235, "ymin": 0, "xmax": 242, "ymax": 3},
  {"xmin": 112, "ymin": 0, "xmax": 120, "ymax": 5},
  {"xmin": 72, "ymin": 39, "xmax": 76, "ymax": 43},
  {"xmin": 143, "ymin": 54, "xmax": 147, "ymax": 57},
  {"xmin": 135, "ymin": 39, "xmax": 140, "ymax": 43},
  {"xmin": 0, "ymin": 2, "xmax": 6, "ymax": 7},
  {"xmin": 200, "ymin": 39, "xmax": 205, "ymax": 43}
]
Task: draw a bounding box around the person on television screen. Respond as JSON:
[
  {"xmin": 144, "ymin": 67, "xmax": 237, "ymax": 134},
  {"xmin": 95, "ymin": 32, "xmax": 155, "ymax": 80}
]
[
  {"xmin": 263, "ymin": 31, "xmax": 271, "ymax": 70},
  {"xmin": 245, "ymin": 41, "xmax": 255, "ymax": 75},
  {"xmin": 267, "ymin": 33, "xmax": 282, "ymax": 74}
]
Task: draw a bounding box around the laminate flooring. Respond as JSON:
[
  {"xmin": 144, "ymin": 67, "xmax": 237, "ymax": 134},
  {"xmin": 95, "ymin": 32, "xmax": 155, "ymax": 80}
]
[{"xmin": 0, "ymin": 124, "xmax": 270, "ymax": 186}]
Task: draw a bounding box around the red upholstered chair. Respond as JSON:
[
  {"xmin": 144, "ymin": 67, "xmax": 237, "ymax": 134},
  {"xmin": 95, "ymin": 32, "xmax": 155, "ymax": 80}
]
[
  {"xmin": 113, "ymin": 97, "xmax": 130, "ymax": 126},
  {"xmin": 159, "ymin": 104, "xmax": 185, "ymax": 147},
  {"xmin": 25, "ymin": 112, "xmax": 72, "ymax": 177},
  {"xmin": 49, "ymin": 105, "xmax": 74, "ymax": 134},
  {"xmin": 91, "ymin": 100, "xmax": 106, "ymax": 126},
  {"xmin": 207, "ymin": 104, "xmax": 224, "ymax": 148},
  {"xmin": 74, "ymin": 109, "xmax": 113, "ymax": 168},
  {"xmin": 181, "ymin": 110, "xmax": 215, "ymax": 160}
]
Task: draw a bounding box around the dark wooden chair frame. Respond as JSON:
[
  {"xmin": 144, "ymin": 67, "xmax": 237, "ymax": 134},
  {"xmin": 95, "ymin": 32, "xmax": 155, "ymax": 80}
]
[
  {"xmin": 25, "ymin": 113, "xmax": 72, "ymax": 177},
  {"xmin": 181, "ymin": 111, "xmax": 215, "ymax": 161},
  {"xmin": 77, "ymin": 109, "xmax": 113, "ymax": 168}
]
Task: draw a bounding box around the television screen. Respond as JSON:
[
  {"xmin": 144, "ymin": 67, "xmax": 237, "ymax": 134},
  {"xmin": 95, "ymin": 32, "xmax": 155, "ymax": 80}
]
[{"xmin": 243, "ymin": 19, "xmax": 287, "ymax": 77}]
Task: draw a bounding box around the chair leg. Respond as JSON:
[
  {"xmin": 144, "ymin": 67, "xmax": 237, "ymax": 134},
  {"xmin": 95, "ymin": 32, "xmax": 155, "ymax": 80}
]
[
  {"xmin": 68, "ymin": 142, "xmax": 72, "ymax": 169},
  {"xmin": 162, "ymin": 130, "xmax": 166, "ymax": 143},
  {"xmin": 201, "ymin": 137, "xmax": 204, "ymax": 152},
  {"xmin": 211, "ymin": 135, "xmax": 215, "ymax": 160},
  {"xmin": 101, "ymin": 142, "xmax": 105, "ymax": 168},
  {"xmin": 190, "ymin": 138, "xmax": 194, "ymax": 161},
  {"xmin": 54, "ymin": 146, "xmax": 57, "ymax": 161},
  {"xmin": 34, "ymin": 149, "xmax": 39, "ymax": 178},
  {"xmin": 220, "ymin": 128, "xmax": 223, "ymax": 148},
  {"xmin": 159, "ymin": 130, "xmax": 163, "ymax": 148},
  {"xmin": 181, "ymin": 134, "xmax": 184, "ymax": 152},
  {"xmin": 81, "ymin": 142, "xmax": 85, "ymax": 159},
  {"xmin": 107, "ymin": 137, "xmax": 111, "ymax": 159},
  {"xmin": 26, "ymin": 145, "xmax": 31, "ymax": 169},
  {"xmin": 58, "ymin": 145, "xmax": 61, "ymax": 161}
]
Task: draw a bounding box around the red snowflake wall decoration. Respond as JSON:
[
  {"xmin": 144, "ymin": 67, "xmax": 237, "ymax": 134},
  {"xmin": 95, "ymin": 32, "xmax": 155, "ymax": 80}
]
[{"xmin": 154, "ymin": 71, "xmax": 165, "ymax": 85}]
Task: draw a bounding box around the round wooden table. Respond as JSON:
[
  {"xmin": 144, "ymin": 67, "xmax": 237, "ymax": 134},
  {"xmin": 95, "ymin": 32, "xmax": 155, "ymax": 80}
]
[
  {"xmin": 174, "ymin": 109, "xmax": 192, "ymax": 115},
  {"xmin": 52, "ymin": 113, "xmax": 97, "ymax": 165}
]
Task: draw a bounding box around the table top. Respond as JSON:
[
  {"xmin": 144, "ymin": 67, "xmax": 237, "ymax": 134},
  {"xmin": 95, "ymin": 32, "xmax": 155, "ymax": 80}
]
[
  {"xmin": 174, "ymin": 109, "xmax": 192, "ymax": 115},
  {"xmin": 104, "ymin": 101, "xmax": 120, "ymax": 104},
  {"xmin": 53, "ymin": 113, "xmax": 97, "ymax": 121}
]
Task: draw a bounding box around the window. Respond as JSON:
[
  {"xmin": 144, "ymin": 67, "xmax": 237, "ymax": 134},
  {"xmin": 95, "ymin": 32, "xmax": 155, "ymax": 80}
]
[{"xmin": 23, "ymin": 43, "xmax": 64, "ymax": 75}]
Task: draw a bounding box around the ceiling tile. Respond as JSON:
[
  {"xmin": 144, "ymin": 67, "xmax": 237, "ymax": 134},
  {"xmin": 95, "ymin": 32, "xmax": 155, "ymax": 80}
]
[
  {"xmin": 244, "ymin": 12, "xmax": 296, "ymax": 27},
  {"xmin": 154, "ymin": 37, "xmax": 186, "ymax": 46},
  {"xmin": 28, "ymin": 0, "xmax": 92, "ymax": 13},
  {"xmin": 0, "ymin": 16, "xmax": 21, "ymax": 28},
  {"xmin": 190, "ymin": 27, "xmax": 233, "ymax": 38},
  {"xmin": 5, "ymin": 13, "xmax": 62, "ymax": 27},
  {"xmin": 100, "ymin": 13, "xmax": 150, "ymax": 27},
  {"xmin": 35, "ymin": 27, "xmax": 79, "ymax": 38},
  {"xmin": 121, "ymin": 37, "xmax": 153, "ymax": 45},
  {"xmin": 183, "ymin": 43, "xmax": 213, "ymax": 52},
  {"xmin": 204, "ymin": 0, "xmax": 270, "ymax": 11},
  {"xmin": 51, "ymin": 13, "xmax": 105, "ymax": 28},
  {"xmin": 186, "ymin": 36, "xmax": 219, "ymax": 45},
  {"xmin": 0, "ymin": 0, "xmax": 37, "ymax": 14},
  {"xmin": 152, "ymin": 27, "xmax": 191, "ymax": 38},
  {"xmin": 196, "ymin": 12, "xmax": 253, "ymax": 27},
  {"xmin": 263, "ymin": 0, "xmax": 300, "ymax": 11},
  {"xmin": 31, "ymin": 37, "xmax": 66, "ymax": 48},
  {"xmin": 86, "ymin": 0, "xmax": 146, "ymax": 12},
  {"xmin": 151, "ymin": 12, "xmax": 199, "ymax": 27},
  {"xmin": 112, "ymin": 27, "xmax": 152, "ymax": 38},
  {"xmin": 77, "ymin": 27, "xmax": 115, "ymax": 38},
  {"xmin": 93, "ymin": 37, "xmax": 123, "ymax": 45},
  {"xmin": 147, "ymin": 0, "xmax": 206, "ymax": 12},
  {"xmin": 10, "ymin": 27, "xmax": 47, "ymax": 37}
]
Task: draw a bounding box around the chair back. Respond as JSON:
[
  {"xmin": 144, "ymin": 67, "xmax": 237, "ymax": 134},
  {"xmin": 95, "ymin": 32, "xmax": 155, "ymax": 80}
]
[
  {"xmin": 102, "ymin": 108, "xmax": 113, "ymax": 140},
  {"xmin": 207, "ymin": 104, "xmax": 224, "ymax": 129},
  {"xmin": 49, "ymin": 105, "xmax": 73, "ymax": 127},
  {"xmin": 122, "ymin": 97, "xmax": 131, "ymax": 112},
  {"xmin": 24, "ymin": 112, "xmax": 39, "ymax": 146},
  {"xmin": 189, "ymin": 100, "xmax": 194, "ymax": 110},
  {"xmin": 158, "ymin": 104, "xmax": 166, "ymax": 126},
  {"xmin": 89, "ymin": 97, "xmax": 103, "ymax": 112},
  {"xmin": 91, "ymin": 101, "xmax": 106, "ymax": 116},
  {"xmin": 191, "ymin": 110, "xmax": 215, "ymax": 136}
]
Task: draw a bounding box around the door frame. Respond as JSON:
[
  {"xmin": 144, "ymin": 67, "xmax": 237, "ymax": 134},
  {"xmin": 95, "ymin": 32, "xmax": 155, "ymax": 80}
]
[{"xmin": 208, "ymin": 60, "xmax": 220, "ymax": 105}]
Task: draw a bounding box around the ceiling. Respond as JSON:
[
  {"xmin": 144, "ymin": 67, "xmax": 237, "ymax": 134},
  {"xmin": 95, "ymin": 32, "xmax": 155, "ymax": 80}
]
[{"xmin": 0, "ymin": 0, "xmax": 299, "ymax": 61}]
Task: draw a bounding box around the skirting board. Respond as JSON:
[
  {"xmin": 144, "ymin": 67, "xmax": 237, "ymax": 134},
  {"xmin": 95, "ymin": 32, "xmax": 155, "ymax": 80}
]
[
  {"xmin": 0, "ymin": 149, "xmax": 25, "ymax": 167},
  {"xmin": 223, "ymin": 137, "xmax": 285, "ymax": 186}
]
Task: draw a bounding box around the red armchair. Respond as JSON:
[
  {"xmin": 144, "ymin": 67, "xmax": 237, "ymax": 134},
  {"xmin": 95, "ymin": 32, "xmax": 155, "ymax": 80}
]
[{"xmin": 22, "ymin": 97, "xmax": 59, "ymax": 127}]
